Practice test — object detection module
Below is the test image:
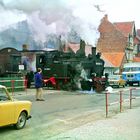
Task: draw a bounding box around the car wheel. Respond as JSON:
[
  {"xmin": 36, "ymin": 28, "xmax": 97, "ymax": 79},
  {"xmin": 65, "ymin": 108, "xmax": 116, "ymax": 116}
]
[
  {"xmin": 14, "ymin": 112, "xmax": 27, "ymax": 129},
  {"xmin": 123, "ymin": 84, "xmax": 125, "ymax": 88}
]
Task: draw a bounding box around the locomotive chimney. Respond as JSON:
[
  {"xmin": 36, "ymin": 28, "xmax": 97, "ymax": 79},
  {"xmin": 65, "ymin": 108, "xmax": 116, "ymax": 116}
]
[
  {"xmin": 91, "ymin": 47, "xmax": 96, "ymax": 56},
  {"xmin": 58, "ymin": 35, "xmax": 63, "ymax": 51}
]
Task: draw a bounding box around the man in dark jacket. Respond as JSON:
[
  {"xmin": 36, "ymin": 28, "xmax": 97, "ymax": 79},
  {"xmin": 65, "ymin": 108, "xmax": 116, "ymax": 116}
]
[{"xmin": 34, "ymin": 68, "xmax": 45, "ymax": 101}]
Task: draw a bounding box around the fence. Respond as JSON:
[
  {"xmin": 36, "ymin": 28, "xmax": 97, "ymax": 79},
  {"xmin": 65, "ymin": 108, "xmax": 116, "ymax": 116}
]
[
  {"xmin": 105, "ymin": 88, "xmax": 140, "ymax": 117},
  {"xmin": 0, "ymin": 78, "xmax": 27, "ymax": 95}
]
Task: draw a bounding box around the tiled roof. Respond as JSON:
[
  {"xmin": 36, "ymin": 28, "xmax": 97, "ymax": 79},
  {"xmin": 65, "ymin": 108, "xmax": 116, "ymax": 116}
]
[
  {"xmin": 67, "ymin": 43, "xmax": 80, "ymax": 53},
  {"xmin": 101, "ymin": 52, "xmax": 125, "ymax": 67},
  {"xmin": 114, "ymin": 21, "xmax": 134, "ymax": 37},
  {"xmin": 67, "ymin": 43, "xmax": 92, "ymax": 56}
]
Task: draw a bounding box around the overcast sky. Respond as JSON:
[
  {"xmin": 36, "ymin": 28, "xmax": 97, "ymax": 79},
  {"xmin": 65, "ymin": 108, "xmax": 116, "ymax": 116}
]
[
  {"xmin": 105, "ymin": 0, "xmax": 139, "ymax": 27},
  {"xmin": 0, "ymin": 0, "xmax": 139, "ymax": 45}
]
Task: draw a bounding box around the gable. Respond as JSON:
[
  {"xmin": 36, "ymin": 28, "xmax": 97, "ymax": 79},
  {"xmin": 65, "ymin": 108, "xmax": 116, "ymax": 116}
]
[
  {"xmin": 114, "ymin": 21, "xmax": 135, "ymax": 37},
  {"xmin": 98, "ymin": 19, "xmax": 115, "ymax": 33},
  {"xmin": 66, "ymin": 43, "xmax": 92, "ymax": 56},
  {"xmin": 97, "ymin": 15, "xmax": 129, "ymax": 53}
]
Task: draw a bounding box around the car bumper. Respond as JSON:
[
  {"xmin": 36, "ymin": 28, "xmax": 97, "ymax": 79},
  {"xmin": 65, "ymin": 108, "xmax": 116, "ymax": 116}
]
[
  {"xmin": 109, "ymin": 82, "xmax": 119, "ymax": 86},
  {"xmin": 27, "ymin": 115, "xmax": 32, "ymax": 120}
]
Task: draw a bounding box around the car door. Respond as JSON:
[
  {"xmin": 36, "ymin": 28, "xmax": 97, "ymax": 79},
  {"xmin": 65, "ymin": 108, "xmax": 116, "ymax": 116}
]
[{"xmin": 0, "ymin": 100, "xmax": 15, "ymax": 127}]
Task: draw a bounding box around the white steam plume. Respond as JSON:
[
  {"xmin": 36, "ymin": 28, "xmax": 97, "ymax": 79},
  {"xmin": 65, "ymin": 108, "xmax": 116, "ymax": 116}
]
[{"xmin": 0, "ymin": 0, "xmax": 105, "ymax": 46}]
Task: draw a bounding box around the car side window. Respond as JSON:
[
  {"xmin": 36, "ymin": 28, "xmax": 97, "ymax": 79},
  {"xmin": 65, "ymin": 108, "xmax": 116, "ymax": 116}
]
[{"xmin": 0, "ymin": 89, "xmax": 9, "ymax": 101}]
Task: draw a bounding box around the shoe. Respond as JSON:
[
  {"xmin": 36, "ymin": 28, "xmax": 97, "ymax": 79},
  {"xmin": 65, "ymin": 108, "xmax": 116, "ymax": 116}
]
[
  {"xmin": 36, "ymin": 99, "xmax": 40, "ymax": 101},
  {"xmin": 39, "ymin": 99, "xmax": 45, "ymax": 101}
]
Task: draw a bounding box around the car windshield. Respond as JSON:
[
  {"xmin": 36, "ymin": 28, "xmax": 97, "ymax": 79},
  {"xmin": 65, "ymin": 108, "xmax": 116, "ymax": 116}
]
[
  {"xmin": 109, "ymin": 75, "xmax": 120, "ymax": 80},
  {"xmin": 123, "ymin": 67, "xmax": 140, "ymax": 72}
]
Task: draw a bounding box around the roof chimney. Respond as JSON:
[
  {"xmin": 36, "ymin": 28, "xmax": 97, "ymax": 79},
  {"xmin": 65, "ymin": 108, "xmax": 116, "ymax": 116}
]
[
  {"xmin": 22, "ymin": 44, "xmax": 28, "ymax": 51},
  {"xmin": 103, "ymin": 14, "xmax": 108, "ymax": 21}
]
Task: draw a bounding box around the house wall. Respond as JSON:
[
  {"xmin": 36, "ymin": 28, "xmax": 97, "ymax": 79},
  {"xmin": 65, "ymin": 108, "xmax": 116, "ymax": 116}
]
[{"xmin": 97, "ymin": 15, "xmax": 127, "ymax": 53}]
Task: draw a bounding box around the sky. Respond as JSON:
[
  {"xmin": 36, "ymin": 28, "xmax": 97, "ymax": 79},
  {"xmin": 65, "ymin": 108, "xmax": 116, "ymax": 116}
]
[{"xmin": 0, "ymin": 0, "xmax": 139, "ymax": 46}]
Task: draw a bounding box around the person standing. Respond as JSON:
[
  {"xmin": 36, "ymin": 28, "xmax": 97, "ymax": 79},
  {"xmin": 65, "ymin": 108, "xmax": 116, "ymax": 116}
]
[{"xmin": 34, "ymin": 68, "xmax": 45, "ymax": 101}]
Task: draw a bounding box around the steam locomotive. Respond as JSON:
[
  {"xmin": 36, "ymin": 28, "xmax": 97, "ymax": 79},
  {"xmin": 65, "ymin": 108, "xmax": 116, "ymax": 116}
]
[{"xmin": 36, "ymin": 40, "xmax": 107, "ymax": 91}]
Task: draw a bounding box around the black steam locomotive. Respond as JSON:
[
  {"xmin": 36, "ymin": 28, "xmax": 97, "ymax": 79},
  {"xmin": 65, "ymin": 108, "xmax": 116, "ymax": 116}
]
[{"xmin": 36, "ymin": 40, "xmax": 107, "ymax": 91}]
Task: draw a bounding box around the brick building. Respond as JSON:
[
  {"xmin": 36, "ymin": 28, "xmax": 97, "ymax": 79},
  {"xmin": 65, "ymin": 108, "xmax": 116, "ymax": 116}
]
[{"xmin": 97, "ymin": 15, "xmax": 137, "ymax": 74}]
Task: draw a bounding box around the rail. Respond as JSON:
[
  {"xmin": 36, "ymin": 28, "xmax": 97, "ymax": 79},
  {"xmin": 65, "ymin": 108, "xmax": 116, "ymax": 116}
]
[{"xmin": 105, "ymin": 88, "xmax": 140, "ymax": 117}]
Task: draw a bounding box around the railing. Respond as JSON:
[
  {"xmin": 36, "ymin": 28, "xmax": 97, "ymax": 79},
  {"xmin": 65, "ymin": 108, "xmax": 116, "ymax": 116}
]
[
  {"xmin": 0, "ymin": 79, "xmax": 27, "ymax": 95},
  {"xmin": 105, "ymin": 88, "xmax": 140, "ymax": 117}
]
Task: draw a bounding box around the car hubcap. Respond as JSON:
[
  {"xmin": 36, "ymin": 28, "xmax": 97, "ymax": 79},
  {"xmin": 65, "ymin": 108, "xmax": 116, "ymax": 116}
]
[{"xmin": 18, "ymin": 115, "xmax": 25, "ymax": 127}]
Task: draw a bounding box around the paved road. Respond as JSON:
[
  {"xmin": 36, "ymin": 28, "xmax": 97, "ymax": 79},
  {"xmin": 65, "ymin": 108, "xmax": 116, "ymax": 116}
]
[{"xmin": 0, "ymin": 88, "xmax": 140, "ymax": 140}]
